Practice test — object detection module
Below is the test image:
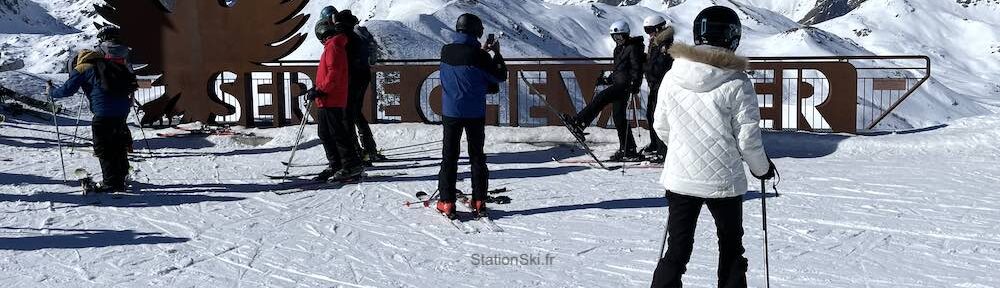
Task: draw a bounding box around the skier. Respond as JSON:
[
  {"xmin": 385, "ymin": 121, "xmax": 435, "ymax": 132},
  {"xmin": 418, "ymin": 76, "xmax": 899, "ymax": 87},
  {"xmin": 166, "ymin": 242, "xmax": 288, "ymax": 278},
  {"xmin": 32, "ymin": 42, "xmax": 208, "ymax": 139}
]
[
  {"xmin": 338, "ymin": 10, "xmax": 387, "ymax": 164},
  {"xmin": 306, "ymin": 10, "xmax": 365, "ymax": 182},
  {"xmin": 649, "ymin": 6, "xmax": 776, "ymax": 288},
  {"xmin": 565, "ymin": 20, "xmax": 645, "ymax": 162},
  {"xmin": 641, "ymin": 16, "xmax": 674, "ymax": 163},
  {"xmin": 315, "ymin": 7, "xmax": 386, "ymax": 164},
  {"xmin": 94, "ymin": 26, "xmax": 136, "ymax": 152},
  {"xmin": 50, "ymin": 49, "xmax": 138, "ymax": 193},
  {"xmin": 435, "ymin": 13, "xmax": 508, "ymax": 218}
]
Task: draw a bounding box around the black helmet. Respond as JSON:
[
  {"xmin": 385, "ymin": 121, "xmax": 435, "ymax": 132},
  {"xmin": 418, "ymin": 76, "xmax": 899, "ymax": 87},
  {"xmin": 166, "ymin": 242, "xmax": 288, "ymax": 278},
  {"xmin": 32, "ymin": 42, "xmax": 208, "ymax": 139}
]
[
  {"xmin": 97, "ymin": 26, "xmax": 121, "ymax": 42},
  {"xmin": 334, "ymin": 10, "xmax": 359, "ymax": 27},
  {"xmin": 455, "ymin": 13, "xmax": 484, "ymax": 38},
  {"xmin": 693, "ymin": 6, "xmax": 742, "ymax": 51},
  {"xmin": 320, "ymin": 6, "xmax": 338, "ymax": 22},
  {"xmin": 315, "ymin": 21, "xmax": 334, "ymax": 41}
]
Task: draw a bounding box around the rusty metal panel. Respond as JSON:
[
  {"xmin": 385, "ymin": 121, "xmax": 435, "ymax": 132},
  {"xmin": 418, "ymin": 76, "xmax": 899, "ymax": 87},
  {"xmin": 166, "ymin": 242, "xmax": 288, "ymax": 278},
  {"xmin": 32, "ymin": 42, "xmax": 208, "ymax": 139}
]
[{"xmin": 872, "ymin": 79, "xmax": 908, "ymax": 91}]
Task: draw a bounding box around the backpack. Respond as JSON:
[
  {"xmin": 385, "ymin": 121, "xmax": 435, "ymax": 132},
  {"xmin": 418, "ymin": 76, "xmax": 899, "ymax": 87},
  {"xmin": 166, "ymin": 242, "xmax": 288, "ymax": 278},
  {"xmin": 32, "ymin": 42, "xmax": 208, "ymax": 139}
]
[
  {"xmin": 354, "ymin": 26, "xmax": 381, "ymax": 66},
  {"xmin": 93, "ymin": 59, "xmax": 138, "ymax": 98}
]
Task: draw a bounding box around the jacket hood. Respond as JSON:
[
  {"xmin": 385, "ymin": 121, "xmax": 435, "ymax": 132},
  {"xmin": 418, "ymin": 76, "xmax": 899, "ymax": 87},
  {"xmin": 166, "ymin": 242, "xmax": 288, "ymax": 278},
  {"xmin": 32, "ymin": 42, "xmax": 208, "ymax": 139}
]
[
  {"xmin": 451, "ymin": 31, "xmax": 481, "ymax": 47},
  {"xmin": 665, "ymin": 43, "xmax": 748, "ymax": 93},
  {"xmin": 73, "ymin": 50, "xmax": 103, "ymax": 73},
  {"xmin": 652, "ymin": 26, "xmax": 674, "ymax": 47}
]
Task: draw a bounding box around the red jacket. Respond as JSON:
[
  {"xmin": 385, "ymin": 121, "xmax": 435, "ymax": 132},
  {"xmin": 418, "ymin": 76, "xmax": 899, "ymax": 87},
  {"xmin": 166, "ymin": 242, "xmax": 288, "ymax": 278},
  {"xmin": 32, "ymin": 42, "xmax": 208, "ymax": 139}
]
[{"xmin": 314, "ymin": 34, "xmax": 350, "ymax": 108}]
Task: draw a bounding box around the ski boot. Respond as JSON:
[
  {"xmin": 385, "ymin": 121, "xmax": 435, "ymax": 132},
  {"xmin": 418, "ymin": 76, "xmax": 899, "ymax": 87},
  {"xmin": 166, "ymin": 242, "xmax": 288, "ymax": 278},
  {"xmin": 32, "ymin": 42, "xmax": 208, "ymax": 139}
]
[
  {"xmin": 313, "ymin": 166, "xmax": 340, "ymax": 182},
  {"xmin": 609, "ymin": 149, "xmax": 644, "ymax": 162},
  {"xmin": 647, "ymin": 153, "xmax": 665, "ymax": 164},
  {"xmin": 469, "ymin": 198, "xmax": 487, "ymax": 218},
  {"xmin": 640, "ymin": 144, "xmax": 658, "ymax": 156},
  {"xmin": 559, "ymin": 113, "xmax": 588, "ymax": 140},
  {"xmin": 329, "ymin": 165, "xmax": 364, "ymax": 183},
  {"xmin": 366, "ymin": 151, "xmax": 388, "ymax": 162},
  {"xmin": 436, "ymin": 200, "xmax": 457, "ymax": 219}
]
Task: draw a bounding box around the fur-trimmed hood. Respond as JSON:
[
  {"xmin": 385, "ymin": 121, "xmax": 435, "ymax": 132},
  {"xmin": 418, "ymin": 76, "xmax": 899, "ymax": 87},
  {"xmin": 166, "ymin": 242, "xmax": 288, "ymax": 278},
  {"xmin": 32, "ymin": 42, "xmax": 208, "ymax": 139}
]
[
  {"xmin": 667, "ymin": 42, "xmax": 748, "ymax": 70},
  {"xmin": 664, "ymin": 43, "xmax": 748, "ymax": 93},
  {"xmin": 651, "ymin": 26, "xmax": 675, "ymax": 47}
]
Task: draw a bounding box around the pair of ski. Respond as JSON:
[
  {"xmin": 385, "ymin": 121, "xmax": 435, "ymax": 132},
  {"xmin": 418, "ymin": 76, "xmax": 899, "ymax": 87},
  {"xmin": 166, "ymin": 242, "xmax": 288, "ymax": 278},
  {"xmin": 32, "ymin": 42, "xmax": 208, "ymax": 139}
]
[
  {"xmin": 518, "ymin": 72, "xmax": 608, "ymax": 170},
  {"xmin": 72, "ymin": 168, "xmax": 139, "ymax": 202},
  {"xmin": 409, "ymin": 190, "xmax": 504, "ymax": 233},
  {"xmin": 156, "ymin": 125, "xmax": 252, "ymax": 138},
  {"xmin": 264, "ymin": 171, "xmax": 407, "ymax": 195},
  {"xmin": 556, "ymin": 157, "xmax": 663, "ymax": 169}
]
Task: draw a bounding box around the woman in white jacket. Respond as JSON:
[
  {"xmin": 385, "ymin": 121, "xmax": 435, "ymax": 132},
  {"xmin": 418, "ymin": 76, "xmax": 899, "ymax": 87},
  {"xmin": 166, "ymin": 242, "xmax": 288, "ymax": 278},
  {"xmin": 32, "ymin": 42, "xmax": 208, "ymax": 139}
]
[{"xmin": 649, "ymin": 6, "xmax": 776, "ymax": 288}]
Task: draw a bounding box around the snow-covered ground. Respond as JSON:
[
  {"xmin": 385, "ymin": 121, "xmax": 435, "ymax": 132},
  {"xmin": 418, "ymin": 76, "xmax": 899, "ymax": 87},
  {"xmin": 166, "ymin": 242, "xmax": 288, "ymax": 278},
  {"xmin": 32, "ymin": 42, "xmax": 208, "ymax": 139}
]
[
  {"xmin": 2, "ymin": 0, "xmax": 1000, "ymax": 128},
  {"xmin": 2, "ymin": 88, "xmax": 999, "ymax": 287}
]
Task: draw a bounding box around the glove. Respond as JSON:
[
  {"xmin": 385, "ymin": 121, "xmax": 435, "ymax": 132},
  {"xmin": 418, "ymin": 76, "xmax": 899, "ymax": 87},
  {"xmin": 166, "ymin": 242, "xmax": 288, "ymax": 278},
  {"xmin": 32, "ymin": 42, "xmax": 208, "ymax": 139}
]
[
  {"xmin": 596, "ymin": 74, "xmax": 610, "ymax": 86},
  {"xmin": 305, "ymin": 88, "xmax": 322, "ymax": 101},
  {"xmin": 754, "ymin": 158, "xmax": 776, "ymax": 180}
]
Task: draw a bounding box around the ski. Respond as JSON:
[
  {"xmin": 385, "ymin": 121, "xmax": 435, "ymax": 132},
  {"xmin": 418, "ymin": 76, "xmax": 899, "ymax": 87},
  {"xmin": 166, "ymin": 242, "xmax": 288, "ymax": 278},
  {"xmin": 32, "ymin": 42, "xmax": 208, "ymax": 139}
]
[
  {"xmin": 271, "ymin": 178, "xmax": 358, "ymax": 195},
  {"xmin": 410, "ymin": 191, "xmax": 479, "ymax": 234},
  {"xmin": 280, "ymin": 161, "xmax": 328, "ymax": 168},
  {"xmin": 456, "ymin": 193, "xmax": 504, "ymax": 232},
  {"xmin": 265, "ymin": 171, "xmax": 407, "ymax": 180},
  {"xmin": 519, "ymin": 72, "xmax": 608, "ymax": 170}
]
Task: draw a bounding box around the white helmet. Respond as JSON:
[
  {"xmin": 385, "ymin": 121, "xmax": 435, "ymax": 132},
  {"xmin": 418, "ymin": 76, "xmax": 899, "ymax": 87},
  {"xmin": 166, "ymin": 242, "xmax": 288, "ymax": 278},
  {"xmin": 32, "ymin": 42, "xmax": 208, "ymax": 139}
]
[
  {"xmin": 643, "ymin": 15, "xmax": 667, "ymax": 28},
  {"xmin": 609, "ymin": 20, "xmax": 630, "ymax": 35}
]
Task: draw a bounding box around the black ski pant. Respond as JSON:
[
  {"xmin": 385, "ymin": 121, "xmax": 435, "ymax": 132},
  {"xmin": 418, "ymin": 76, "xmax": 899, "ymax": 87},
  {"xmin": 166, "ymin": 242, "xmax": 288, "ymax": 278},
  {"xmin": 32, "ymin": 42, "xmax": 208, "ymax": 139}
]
[
  {"xmin": 437, "ymin": 116, "xmax": 488, "ymax": 202},
  {"xmin": 91, "ymin": 116, "xmax": 130, "ymax": 189},
  {"xmin": 645, "ymin": 82, "xmax": 666, "ymax": 155},
  {"xmin": 574, "ymin": 83, "xmax": 636, "ymax": 152},
  {"xmin": 651, "ymin": 191, "xmax": 748, "ymax": 288},
  {"xmin": 317, "ymin": 107, "xmax": 362, "ymax": 170},
  {"xmin": 347, "ymin": 71, "xmax": 378, "ymax": 155}
]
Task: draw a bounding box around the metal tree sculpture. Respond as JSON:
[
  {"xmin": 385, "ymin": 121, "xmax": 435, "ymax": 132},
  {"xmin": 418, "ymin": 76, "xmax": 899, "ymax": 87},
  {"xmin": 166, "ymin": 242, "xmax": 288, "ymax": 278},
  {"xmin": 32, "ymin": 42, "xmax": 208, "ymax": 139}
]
[{"xmin": 96, "ymin": 0, "xmax": 310, "ymax": 125}]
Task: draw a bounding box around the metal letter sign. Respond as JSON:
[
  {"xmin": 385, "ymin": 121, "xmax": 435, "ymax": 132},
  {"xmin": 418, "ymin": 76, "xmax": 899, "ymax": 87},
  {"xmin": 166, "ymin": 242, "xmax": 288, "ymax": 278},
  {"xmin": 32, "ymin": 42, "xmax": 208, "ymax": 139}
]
[{"xmin": 110, "ymin": 1, "xmax": 926, "ymax": 133}]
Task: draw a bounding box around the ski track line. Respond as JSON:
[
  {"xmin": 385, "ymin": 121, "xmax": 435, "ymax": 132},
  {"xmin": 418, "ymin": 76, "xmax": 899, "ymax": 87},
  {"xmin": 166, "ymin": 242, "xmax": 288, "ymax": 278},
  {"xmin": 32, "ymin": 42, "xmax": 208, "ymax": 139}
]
[
  {"xmin": 261, "ymin": 263, "xmax": 377, "ymax": 288},
  {"xmin": 783, "ymin": 218, "xmax": 1000, "ymax": 245}
]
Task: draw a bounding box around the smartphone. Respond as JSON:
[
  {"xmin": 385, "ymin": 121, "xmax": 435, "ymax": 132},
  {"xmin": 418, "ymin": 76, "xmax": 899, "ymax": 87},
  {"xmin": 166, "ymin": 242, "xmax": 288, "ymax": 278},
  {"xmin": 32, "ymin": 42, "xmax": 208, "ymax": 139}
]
[{"xmin": 486, "ymin": 33, "xmax": 496, "ymax": 45}]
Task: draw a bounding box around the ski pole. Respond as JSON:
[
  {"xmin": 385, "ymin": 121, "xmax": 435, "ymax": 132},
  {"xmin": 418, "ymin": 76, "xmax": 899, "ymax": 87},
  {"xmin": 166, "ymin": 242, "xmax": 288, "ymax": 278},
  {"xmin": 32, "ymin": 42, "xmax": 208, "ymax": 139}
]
[
  {"xmin": 281, "ymin": 100, "xmax": 314, "ymax": 178},
  {"xmin": 130, "ymin": 98, "xmax": 152, "ymax": 154},
  {"xmin": 761, "ymin": 179, "xmax": 771, "ymax": 288},
  {"xmin": 657, "ymin": 191, "xmax": 670, "ymax": 260},
  {"xmin": 68, "ymin": 95, "xmax": 86, "ymax": 155},
  {"xmin": 45, "ymin": 81, "xmax": 67, "ymax": 182}
]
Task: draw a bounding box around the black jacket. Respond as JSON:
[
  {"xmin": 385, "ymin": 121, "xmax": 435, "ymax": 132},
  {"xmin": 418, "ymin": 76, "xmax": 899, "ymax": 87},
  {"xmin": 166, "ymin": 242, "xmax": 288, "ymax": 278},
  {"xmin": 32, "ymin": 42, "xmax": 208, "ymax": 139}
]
[
  {"xmin": 610, "ymin": 36, "xmax": 646, "ymax": 91},
  {"xmin": 645, "ymin": 27, "xmax": 675, "ymax": 88}
]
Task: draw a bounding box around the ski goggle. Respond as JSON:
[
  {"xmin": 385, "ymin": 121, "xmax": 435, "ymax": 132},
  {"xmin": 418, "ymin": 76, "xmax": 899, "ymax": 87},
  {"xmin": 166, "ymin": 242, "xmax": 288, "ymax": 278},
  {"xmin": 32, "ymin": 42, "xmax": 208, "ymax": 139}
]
[{"xmin": 643, "ymin": 26, "xmax": 661, "ymax": 34}]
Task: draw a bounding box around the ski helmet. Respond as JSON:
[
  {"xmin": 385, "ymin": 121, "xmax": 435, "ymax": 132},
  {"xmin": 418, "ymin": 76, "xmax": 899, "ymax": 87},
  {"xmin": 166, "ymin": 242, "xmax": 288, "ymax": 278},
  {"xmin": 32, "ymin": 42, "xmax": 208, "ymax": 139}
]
[
  {"xmin": 609, "ymin": 20, "xmax": 630, "ymax": 35},
  {"xmin": 97, "ymin": 26, "xmax": 121, "ymax": 42},
  {"xmin": 320, "ymin": 6, "xmax": 338, "ymax": 22},
  {"xmin": 693, "ymin": 6, "xmax": 742, "ymax": 51},
  {"xmin": 456, "ymin": 13, "xmax": 485, "ymax": 38},
  {"xmin": 643, "ymin": 15, "xmax": 667, "ymax": 28}
]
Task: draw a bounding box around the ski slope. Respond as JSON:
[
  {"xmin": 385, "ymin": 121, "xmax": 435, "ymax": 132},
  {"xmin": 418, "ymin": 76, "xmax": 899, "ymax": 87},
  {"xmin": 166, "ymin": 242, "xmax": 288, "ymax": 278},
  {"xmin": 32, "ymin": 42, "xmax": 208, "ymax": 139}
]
[{"xmin": 2, "ymin": 89, "xmax": 999, "ymax": 287}]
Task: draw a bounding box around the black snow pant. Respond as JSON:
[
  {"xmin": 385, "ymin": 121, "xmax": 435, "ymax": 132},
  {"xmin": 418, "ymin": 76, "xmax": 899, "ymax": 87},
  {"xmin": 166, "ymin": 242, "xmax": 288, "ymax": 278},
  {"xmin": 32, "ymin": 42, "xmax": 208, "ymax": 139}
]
[
  {"xmin": 437, "ymin": 116, "xmax": 488, "ymax": 202},
  {"xmin": 645, "ymin": 82, "xmax": 666, "ymax": 155},
  {"xmin": 347, "ymin": 71, "xmax": 378, "ymax": 156},
  {"xmin": 317, "ymin": 107, "xmax": 362, "ymax": 170},
  {"xmin": 651, "ymin": 191, "xmax": 748, "ymax": 288},
  {"xmin": 574, "ymin": 83, "xmax": 636, "ymax": 152},
  {"xmin": 91, "ymin": 116, "xmax": 130, "ymax": 189}
]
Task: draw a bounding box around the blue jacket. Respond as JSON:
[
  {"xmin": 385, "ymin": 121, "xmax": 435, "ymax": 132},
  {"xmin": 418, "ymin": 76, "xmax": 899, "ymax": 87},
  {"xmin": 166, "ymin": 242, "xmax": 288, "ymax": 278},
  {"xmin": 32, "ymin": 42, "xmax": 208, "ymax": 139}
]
[
  {"xmin": 51, "ymin": 50, "xmax": 132, "ymax": 118},
  {"xmin": 439, "ymin": 32, "xmax": 507, "ymax": 119}
]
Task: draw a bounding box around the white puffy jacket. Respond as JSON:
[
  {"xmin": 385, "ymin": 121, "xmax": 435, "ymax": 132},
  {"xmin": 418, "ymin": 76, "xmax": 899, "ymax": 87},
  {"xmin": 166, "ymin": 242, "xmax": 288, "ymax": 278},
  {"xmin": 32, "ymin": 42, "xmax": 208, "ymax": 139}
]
[{"xmin": 653, "ymin": 43, "xmax": 770, "ymax": 198}]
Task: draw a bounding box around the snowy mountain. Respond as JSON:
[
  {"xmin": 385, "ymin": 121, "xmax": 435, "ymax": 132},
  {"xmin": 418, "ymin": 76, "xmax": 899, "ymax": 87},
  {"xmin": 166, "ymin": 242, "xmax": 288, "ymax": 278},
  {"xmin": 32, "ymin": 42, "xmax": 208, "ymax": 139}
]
[{"xmin": 1, "ymin": 0, "xmax": 999, "ymax": 128}]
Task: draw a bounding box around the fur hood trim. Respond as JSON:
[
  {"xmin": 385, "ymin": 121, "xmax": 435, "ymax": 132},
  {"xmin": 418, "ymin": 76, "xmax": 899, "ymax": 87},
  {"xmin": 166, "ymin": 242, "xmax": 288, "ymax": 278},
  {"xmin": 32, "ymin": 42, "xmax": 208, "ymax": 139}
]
[{"xmin": 667, "ymin": 42, "xmax": 748, "ymax": 71}]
